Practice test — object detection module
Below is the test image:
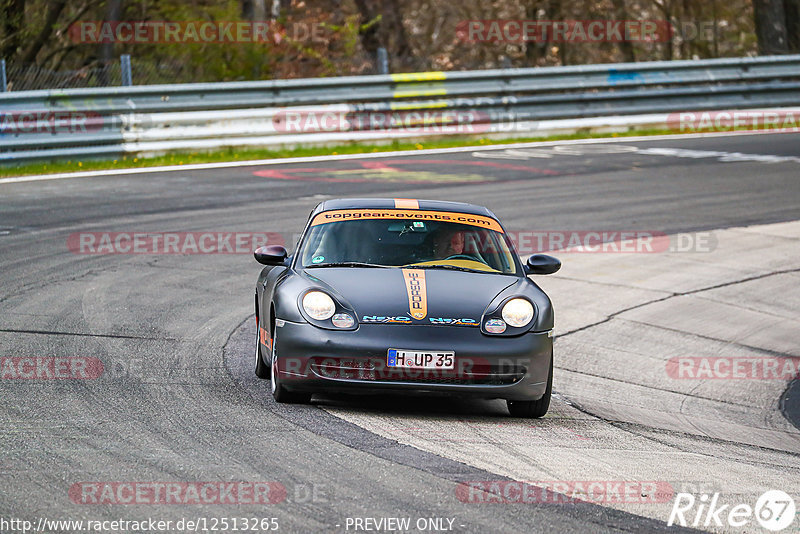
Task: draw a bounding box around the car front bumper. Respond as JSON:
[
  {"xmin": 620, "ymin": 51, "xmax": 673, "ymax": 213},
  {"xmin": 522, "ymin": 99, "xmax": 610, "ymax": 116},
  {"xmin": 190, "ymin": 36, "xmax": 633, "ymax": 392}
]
[{"xmin": 269, "ymin": 320, "xmax": 553, "ymax": 401}]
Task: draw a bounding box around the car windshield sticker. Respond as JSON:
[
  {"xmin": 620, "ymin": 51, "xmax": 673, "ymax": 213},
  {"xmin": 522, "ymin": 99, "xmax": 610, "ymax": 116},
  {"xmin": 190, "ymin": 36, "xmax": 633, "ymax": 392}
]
[
  {"xmin": 310, "ymin": 209, "xmax": 504, "ymax": 233},
  {"xmin": 413, "ymin": 221, "xmax": 425, "ymax": 228},
  {"xmin": 312, "ymin": 255, "xmax": 325, "ymax": 264},
  {"xmin": 402, "ymin": 269, "xmax": 427, "ymax": 320}
]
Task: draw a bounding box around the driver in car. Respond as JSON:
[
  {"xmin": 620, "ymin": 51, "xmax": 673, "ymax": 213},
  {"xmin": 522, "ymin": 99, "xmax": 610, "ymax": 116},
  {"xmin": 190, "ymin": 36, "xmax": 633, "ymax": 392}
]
[{"xmin": 431, "ymin": 227, "xmax": 465, "ymax": 259}]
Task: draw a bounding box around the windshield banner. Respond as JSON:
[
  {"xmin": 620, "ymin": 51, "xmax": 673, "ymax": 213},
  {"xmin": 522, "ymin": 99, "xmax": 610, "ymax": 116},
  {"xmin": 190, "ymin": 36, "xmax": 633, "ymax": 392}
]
[{"xmin": 310, "ymin": 209, "xmax": 504, "ymax": 233}]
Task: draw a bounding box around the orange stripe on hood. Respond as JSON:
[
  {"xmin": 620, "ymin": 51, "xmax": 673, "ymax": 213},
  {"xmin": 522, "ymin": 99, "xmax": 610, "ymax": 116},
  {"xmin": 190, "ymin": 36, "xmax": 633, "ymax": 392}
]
[
  {"xmin": 394, "ymin": 198, "xmax": 419, "ymax": 209},
  {"xmin": 402, "ymin": 269, "xmax": 427, "ymax": 320}
]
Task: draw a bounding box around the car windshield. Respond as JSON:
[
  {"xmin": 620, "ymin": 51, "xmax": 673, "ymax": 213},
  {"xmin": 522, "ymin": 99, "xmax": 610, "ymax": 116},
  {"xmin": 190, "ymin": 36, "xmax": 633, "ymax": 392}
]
[{"xmin": 297, "ymin": 213, "xmax": 519, "ymax": 274}]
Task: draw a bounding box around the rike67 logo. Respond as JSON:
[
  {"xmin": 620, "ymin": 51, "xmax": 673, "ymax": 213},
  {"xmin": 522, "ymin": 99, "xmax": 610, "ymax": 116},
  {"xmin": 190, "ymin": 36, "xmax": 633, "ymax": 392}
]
[{"xmin": 668, "ymin": 490, "xmax": 796, "ymax": 531}]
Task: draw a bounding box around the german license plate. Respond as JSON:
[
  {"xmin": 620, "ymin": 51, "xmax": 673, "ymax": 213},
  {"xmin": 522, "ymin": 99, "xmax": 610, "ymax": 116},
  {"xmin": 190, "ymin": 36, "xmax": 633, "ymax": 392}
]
[{"xmin": 387, "ymin": 349, "xmax": 455, "ymax": 370}]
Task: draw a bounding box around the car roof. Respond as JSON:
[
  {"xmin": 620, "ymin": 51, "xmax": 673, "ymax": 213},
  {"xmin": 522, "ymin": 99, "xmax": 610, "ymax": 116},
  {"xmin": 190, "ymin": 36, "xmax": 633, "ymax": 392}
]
[{"xmin": 313, "ymin": 198, "xmax": 499, "ymax": 219}]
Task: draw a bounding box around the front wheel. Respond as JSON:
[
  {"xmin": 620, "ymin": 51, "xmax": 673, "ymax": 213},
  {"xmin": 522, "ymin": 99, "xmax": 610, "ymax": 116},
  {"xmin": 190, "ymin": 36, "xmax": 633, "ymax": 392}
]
[
  {"xmin": 507, "ymin": 356, "xmax": 552, "ymax": 418},
  {"xmin": 270, "ymin": 332, "xmax": 312, "ymax": 404}
]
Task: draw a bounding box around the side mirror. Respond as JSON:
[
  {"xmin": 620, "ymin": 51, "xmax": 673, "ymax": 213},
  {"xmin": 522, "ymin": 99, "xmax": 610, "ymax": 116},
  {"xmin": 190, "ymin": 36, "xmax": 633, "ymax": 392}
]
[
  {"xmin": 254, "ymin": 245, "xmax": 288, "ymax": 265},
  {"xmin": 525, "ymin": 254, "xmax": 561, "ymax": 275}
]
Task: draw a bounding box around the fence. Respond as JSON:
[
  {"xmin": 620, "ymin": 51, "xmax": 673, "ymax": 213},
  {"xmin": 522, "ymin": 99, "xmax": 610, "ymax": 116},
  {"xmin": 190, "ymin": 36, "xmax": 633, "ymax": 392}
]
[{"xmin": 1, "ymin": 54, "xmax": 799, "ymax": 164}]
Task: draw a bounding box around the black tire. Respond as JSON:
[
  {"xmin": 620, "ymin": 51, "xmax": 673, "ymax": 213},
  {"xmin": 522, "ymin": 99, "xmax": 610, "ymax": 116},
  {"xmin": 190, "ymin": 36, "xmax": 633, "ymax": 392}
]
[
  {"xmin": 270, "ymin": 332, "xmax": 312, "ymax": 404},
  {"xmin": 255, "ymin": 320, "xmax": 270, "ymax": 379},
  {"xmin": 507, "ymin": 355, "xmax": 552, "ymax": 418}
]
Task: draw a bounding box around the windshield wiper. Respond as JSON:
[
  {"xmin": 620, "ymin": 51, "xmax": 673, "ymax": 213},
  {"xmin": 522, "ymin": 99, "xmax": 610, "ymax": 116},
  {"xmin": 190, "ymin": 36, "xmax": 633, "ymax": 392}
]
[
  {"xmin": 305, "ymin": 262, "xmax": 390, "ymax": 269},
  {"xmin": 403, "ymin": 264, "xmax": 486, "ymax": 273}
]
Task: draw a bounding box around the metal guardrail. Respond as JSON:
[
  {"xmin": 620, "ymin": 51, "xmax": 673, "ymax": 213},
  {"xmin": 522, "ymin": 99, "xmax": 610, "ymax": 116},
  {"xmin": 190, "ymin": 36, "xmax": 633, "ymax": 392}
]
[{"xmin": 1, "ymin": 55, "xmax": 799, "ymax": 163}]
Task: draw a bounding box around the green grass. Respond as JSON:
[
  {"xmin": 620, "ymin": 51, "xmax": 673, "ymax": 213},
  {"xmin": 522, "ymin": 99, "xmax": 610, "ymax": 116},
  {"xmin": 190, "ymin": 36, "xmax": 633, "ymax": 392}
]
[{"xmin": 0, "ymin": 126, "xmax": 767, "ymax": 178}]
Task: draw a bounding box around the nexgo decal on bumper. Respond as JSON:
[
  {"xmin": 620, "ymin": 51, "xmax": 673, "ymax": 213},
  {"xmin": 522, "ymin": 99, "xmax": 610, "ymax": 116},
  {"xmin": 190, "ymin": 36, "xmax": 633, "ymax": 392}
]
[
  {"xmin": 361, "ymin": 315, "xmax": 414, "ymax": 324},
  {"xmin": 428, "ymin": 318, "xmax": 480, "ymax": 327},
  {"xmin": 360, "ymin": 316, "xmax": 479, "ymax": 327}
]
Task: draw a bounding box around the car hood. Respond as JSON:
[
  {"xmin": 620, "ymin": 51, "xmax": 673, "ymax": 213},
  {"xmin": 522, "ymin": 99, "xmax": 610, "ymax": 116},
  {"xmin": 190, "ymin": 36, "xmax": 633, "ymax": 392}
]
[{"xmin": 302, "ymin": 267, "xmax": 518, "ymax": 325}]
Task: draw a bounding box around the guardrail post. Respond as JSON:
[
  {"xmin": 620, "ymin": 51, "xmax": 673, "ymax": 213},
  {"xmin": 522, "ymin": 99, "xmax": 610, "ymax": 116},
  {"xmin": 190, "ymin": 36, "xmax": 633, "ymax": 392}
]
[
  {"xmin": 376, "ymin": 47, "xmax": 389, "ymax": 75},
  {"xmin": 0, "ymin": 59, "xmax": 7, "ymax": 92},
  {"xmin": 120, "ymin": 55, "xmax": 132, "ymax": 86}
]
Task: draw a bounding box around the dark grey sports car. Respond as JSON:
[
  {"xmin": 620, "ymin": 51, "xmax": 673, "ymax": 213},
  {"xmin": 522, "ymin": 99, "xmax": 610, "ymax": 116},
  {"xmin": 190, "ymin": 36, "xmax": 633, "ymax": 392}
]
[{"xmin": 254, "ymin": 198, "xmax": 560, "ymax": 417}]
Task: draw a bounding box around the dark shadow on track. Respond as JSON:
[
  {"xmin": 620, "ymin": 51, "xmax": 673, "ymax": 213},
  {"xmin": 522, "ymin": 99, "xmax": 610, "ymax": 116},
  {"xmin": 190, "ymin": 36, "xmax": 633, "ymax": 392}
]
[{"xmin": 781, "ymin": 379, "xmax": 800, "ymax": 431}]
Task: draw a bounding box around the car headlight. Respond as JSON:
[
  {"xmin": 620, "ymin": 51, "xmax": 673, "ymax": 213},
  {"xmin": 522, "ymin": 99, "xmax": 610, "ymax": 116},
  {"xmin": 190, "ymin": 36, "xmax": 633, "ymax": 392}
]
[
  {"xmin": 501, "ymin": 298, "xmax": 534, "ymax": 328},
  {"xmin": 302, "ymin": 291, "xmax": 336, "ymax": 320}
]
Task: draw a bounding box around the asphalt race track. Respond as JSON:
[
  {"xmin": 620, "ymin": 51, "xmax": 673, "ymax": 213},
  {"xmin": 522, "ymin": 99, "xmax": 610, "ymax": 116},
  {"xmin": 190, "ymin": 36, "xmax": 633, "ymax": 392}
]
[{"xmin": 1, "ymin": 131, "xmax": 799, "ymax": 533}]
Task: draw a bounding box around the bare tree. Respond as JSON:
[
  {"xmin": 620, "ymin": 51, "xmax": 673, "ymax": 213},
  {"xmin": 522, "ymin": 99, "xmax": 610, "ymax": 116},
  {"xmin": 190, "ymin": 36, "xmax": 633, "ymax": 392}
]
[
  {"xmin": 524, "ymin": 0, "xmax": 554, "ymax": 66},
  {"xmin": 611, "ymin": 0, "xmax": 637, "ymax": 62},
  {"xmin": 353, "ymin": 0, "xmax": 414, "ymax": 70},
  {"xmin": 242, "ymin": 0, "xmax": 267, "ymax": 21},
  {"xmin": 353, "ymin": 0, "xmax": 380, "ymax": 56},
  {"xmin": 785, "ymin": 0, "xmax": 800, "ymax": 51},
  {"xmin": 19, "ymin": 0, "xmax": 67, "ymax": 64},
  {"xmin": 1, "ymin": 0, "xmax": 25, "ymax": 60},
  {"xmin": 753, "ymin": 0, "xmax": 789, "ymax": 54},
  {"xmin": 99, "ymin": 0, "xmax": 122, "ymax": 63},
  {"xmin": 651, "ymin": 0, "xmax": 674, "ymax": 60}
]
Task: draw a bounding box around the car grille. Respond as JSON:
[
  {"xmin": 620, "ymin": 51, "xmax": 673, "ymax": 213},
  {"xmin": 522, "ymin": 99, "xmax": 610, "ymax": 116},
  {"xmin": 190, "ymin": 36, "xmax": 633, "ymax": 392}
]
[{"xmin": 309, "ymin": 357, "xmax": 525, "ymax": 386}]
